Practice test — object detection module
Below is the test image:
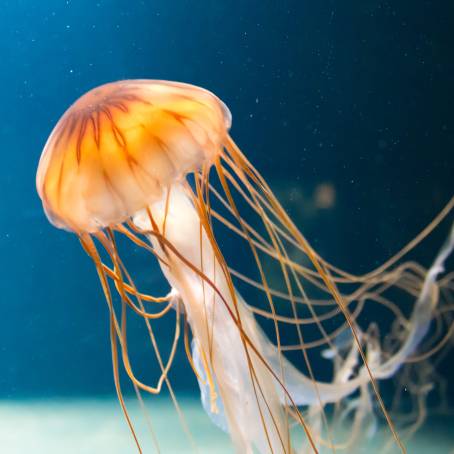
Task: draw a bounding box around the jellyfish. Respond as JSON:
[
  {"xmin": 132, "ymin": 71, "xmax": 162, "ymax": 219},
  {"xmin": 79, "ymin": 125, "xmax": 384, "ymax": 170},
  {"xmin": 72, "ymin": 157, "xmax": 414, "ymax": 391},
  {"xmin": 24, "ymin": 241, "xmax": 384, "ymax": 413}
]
[{"xmin": 36, "ymin": 80, "xmax": 454, "ymax": 453}]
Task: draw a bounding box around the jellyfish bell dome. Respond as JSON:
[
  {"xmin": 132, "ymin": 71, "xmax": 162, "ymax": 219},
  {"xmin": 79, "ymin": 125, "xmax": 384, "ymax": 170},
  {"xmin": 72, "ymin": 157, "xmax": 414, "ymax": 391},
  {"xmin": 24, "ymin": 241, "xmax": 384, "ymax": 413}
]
[{"xmin": 36, "ymin": 80, "xmax": 232, "ymax": 233}]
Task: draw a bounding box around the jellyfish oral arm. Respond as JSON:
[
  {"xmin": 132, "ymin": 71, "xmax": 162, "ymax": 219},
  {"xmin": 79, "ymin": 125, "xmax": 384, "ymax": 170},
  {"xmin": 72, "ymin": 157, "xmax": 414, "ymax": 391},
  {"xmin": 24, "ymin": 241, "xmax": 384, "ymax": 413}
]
[
  {"xmin": 371, "ymin": 221, "xmax": 454, "ymax": 378},
  {"xmin": 132, "ymin": 183, "xmax": 289, "ymax": 454},
  {"xmin": 268, "ymin": 221, "xmax": 454, "ymax": 408},
  {"xmin": 133, "ymin": 179, "xmax": 454, "ymax": 453}
]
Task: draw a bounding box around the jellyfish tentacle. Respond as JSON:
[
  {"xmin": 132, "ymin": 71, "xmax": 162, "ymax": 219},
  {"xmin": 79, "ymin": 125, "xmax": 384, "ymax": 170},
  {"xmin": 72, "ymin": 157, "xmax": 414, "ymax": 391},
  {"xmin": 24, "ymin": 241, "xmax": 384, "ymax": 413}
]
[
  {"xmin": 214, "ymin": 156, "xmax": 293, "ymax": 450},
  {"xmin": 187, "ymin": 175, "xmax": 291, "ymax": 453},
  {"xmin": 110, "ymin": 312, "xmax": 143, "ymax": 454},
  {"xmin": 103, "ymin": 229, "xmax": 182, "ymax": 394},
  {"xmin": 133, "ymin": 184, "xmax": 319, "ymax": 453},
  {"xmin": 82, "ymin": 233, "xmax": 179, "ymax": 394},
  {"xmin": 98, "ymin": 232, "xmax": 174, "ymax": 318},
  {"xmin": 224, "ymin": 136, "xmax": 407, "ymax": 453},
  {"xmin": 215, "ymin": 145, "xmax": 452, "ymax": 446},
  {"xmin": 224, "ymin": 133, "xmax": 454, "ymax": 283},
  {"xmin": 216, "ymin": 154, "xmax": 340, "ymax": 450},
  {"xmin": 132, "ymin": 383, "xmax": 161, "ymax": 454},
  {"xmin": 79, "ymin": 234, "xmax": 143, "ymax": 453},
  {"xmin": 81, "ymin": 232, "xmax": 198, "ymax": 452},
  {"xmin": 193, "ymin": 175, "xmax": 215, "ymax": 380},
  {"xmin": 101, "ymin": 263, "xmax": 172, "ymax": 303},
  {"xmin": 259, "ymin": 221, "xmax": 454, "ymax": 407}
]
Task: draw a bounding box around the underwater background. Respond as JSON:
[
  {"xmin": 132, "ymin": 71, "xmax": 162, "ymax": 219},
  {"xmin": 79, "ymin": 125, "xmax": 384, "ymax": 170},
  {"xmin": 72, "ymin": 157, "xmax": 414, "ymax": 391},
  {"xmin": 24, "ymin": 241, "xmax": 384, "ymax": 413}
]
[{"xmin": 0, "ymin": 0, "xmax": 453, "ymax": 452}]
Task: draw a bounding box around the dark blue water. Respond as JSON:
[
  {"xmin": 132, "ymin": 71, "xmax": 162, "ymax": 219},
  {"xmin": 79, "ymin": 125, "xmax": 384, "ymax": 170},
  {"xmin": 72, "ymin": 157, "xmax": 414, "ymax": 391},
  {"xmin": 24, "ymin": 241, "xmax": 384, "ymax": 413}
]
[{"xmin": 0, "ymin": 0, "xmax": 452, "ymax": 424}]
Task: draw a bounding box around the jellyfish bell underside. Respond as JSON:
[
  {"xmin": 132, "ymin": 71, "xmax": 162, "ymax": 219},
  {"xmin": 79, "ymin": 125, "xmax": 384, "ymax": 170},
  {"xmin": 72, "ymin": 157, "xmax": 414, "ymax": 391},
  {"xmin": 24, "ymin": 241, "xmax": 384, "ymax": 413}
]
[{"xmin": 36, "ymin": 79, "xmax": 454, "ymax": 454}]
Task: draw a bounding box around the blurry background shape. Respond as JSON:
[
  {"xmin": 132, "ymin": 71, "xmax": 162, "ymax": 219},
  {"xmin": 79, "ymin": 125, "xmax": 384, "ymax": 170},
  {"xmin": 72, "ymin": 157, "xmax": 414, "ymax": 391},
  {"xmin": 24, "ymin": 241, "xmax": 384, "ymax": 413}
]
[{"xmin": 313, "ymin": 182, "xmax": 336, "ymax": 210}]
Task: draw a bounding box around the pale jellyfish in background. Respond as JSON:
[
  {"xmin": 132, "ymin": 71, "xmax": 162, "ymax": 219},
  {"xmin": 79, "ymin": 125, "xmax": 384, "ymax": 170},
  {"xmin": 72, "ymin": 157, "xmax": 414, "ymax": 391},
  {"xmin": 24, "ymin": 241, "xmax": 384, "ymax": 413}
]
[{"xmin": 36, "ymin": 79, "xmax": 454, "ymax": 453}]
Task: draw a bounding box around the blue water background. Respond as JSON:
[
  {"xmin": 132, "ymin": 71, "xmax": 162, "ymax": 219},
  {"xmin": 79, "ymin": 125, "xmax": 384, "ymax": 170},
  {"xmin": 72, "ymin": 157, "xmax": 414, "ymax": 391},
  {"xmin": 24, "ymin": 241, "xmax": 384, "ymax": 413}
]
[{"xmin": 0, "ymin": 0, "xmax": 452, "ymax": 410}]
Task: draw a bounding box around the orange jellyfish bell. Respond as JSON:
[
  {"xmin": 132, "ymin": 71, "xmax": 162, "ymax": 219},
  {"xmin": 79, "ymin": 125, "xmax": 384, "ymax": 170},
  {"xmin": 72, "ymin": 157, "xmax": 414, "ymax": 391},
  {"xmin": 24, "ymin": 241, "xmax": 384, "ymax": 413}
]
[{"xmin": 36, "ymin": 80, "xmax": 232, "ymax": 233}]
